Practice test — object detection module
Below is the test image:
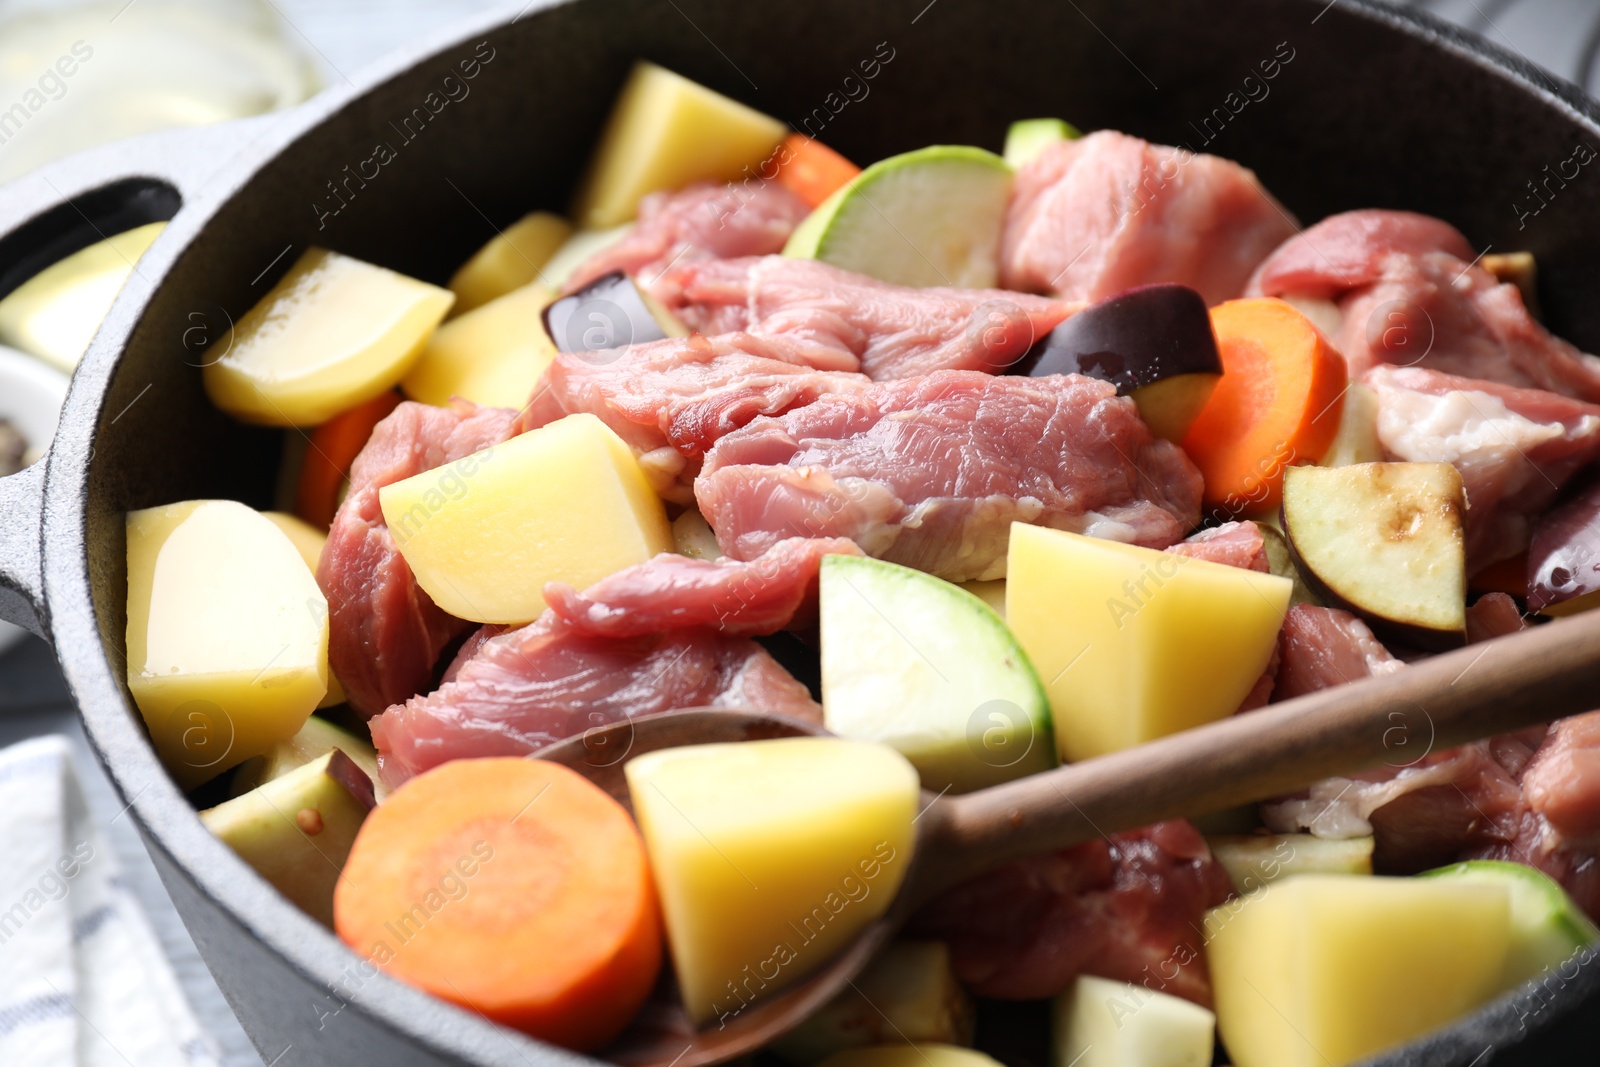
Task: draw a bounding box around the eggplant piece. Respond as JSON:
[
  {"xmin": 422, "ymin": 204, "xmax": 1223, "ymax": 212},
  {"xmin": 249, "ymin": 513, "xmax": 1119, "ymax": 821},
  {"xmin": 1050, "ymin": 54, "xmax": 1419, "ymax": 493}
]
[
  {"xmin": 541, "ymin": 270, "xmax": 687, "ymax": 354},
  {"xmin": 1281, "ymin": 462, "xmax": 1467, "ymax": 649},
  {"xmin": 1529, "ymin": 470, "xmax": 1600, "ymax": 614},
  {"xmin": 1011, "ymin": 283, "xmax": 1221, "ymax": 441}
]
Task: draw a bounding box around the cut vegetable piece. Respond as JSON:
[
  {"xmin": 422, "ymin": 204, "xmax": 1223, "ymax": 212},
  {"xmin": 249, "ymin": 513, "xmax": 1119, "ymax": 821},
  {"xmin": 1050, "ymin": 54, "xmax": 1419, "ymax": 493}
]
[
  {"xmin": 293, "ymin": 390, "xmax": 403, "ymax": 529},
  {"xmin": 625, "ymin": 737, "xmax": 919, "ymax": 1024},
  {"xmin": 1014, "ymin": 284, "xmax": 1222, "ymax": 441},
  {"xmin": 820, "ymin": 555, "xmax": 1053, "ymax": 793},
  {"xmin": 783, "ymin": 146, "xmax": 1013, "ymax": 289},
  {"xmin": 1002, "ymin": 118, "xmax": 1081, "ymax": 169},
  {"xmin": 771, "ymin": 941, "xmax": 974, "ymax": 1064},
  {"xmin": 1206, "ymin": 875, "xmax": 1510, "ymax": 1067},
  {"xmin": 1528, "ymin": 472, "xmax": 1600, "ymax": 614},
  {"xmin": 0, "ymin": 221, "xmax": 165, "ymax": 372},
  {"xmin": 1207, "ymin": 834, "xmax": 1373, "ymax": 894},
  {"xmin": 1180, "ymin": 298, "xmax": 1348, "ymax": 512},
  {"xmin": 572, "ymin": 61, "xmax": 786, "ymax": 229},
  {"xmin": 126, "ymin": 500, "xmax": 329, "ymax": 789},
  {"xmin": 816, "ymin": 1046, "xmax": 1001, "ymax": 1067},
  {"xmin": 448, "ymin": 211, "xmax": 572, "ymax": 314},
  {"xmin": 379, "ymin": 413, "xmax": 671, "ymax": 624},
  {"xmin": 540, "ymin": 223, "xmax": 634, "ymax": 290},
  {"xmin": 1281, "ymin": 462, "xmax": 1466, "ymax": 648},
  {"xmin": 263, "ymin": 510, "xmax": 347, "ymax": 707},
  {"xmin": 1007, "ymin": 524, "xmax": 1290, "ymax": 762},
  {"xmin": 542, "ymin": 271, "xmax": 688, "ymax": 354},
  {"xmin": 1258, "ymin": 524, "xmax": 1321, "ymax": 608},
  {"xmin": 1318, "ymin": 381, "xmax": 1383, "ymax": 467},
  {"xmin": 202, "ymin": 750, "xmax": 374, "ymax": 927},
  {"xmin": 401, "ymin": 282, "xmax": 557, "ymax": 409},
  {"xmin": 1052, "ymin": 974, "xmax": 1214, "ymax": 1067},
  {"xmin": 230, "ymin": 714, "xmax": 381, "ymax": 802},
  {"xmin": 204, "ymin": 248, "xmax": 453, "ymax": 426},
  {"xmin": 1420, "ymin": 860, "xmax": 1599, "ymax": 987},
  {"xmin": 773, "ymin": 133, "xmax": 862, "ymax": 208},
  {"xmin": 672, "ymin": 509, "xmax": 723, "ymax": 561},
  {"xmin": 335, "ymin": 758, "xmax": 660, "ymax": 1051}
]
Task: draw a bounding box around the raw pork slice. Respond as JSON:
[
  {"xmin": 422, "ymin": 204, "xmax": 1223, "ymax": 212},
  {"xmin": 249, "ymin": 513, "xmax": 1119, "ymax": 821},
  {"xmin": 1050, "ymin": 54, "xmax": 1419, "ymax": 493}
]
[
  {"xmin": 910, "ymin": 821, "xmax": 1233, "ymax": 1005},
  {"xmin": 563, "ymin": 181, "xmax": 809, "ymax": 297},
  {"xmin": 546, "ymin": 536, "xmax": 861, "ymax": 638},
  {"xmin": 661, "ymin": 256, "xmax": 1074, "ymax": 379},
  {"xmin": 1368, "ymin": 365, "xmax": 1600, "ymax": 568},
  {"xmin": 695, "ymin": 371, "xmax": 1204, "ymax": 582},
  {"xmin": 1248, "ymin": 209, "xmax": 1600, "ymax": 401},
  {"xmin": 1000, "ymin": 130, "xmax": 1298, "ymax": 306},
  {"xmin": 513, "ymin": 333, "xmax": 872, "ymax": 502},
  {"xmin": 371, "ymin": 618, "xmax": 822, "ymax": 787},
  {"xmin": 318, "ymin": 400, "xmax": 516, "ymax": 716},
  {"xmin": 1167, "ymin": 520, "xmax": 1269, "ymax": 573}
]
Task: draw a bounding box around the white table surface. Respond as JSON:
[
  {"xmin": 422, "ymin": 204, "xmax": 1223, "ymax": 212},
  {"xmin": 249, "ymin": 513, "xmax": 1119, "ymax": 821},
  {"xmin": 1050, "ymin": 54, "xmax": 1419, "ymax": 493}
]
[{"xmin": 0, "ymin": 0, "xmax": 1593, "ymax": 1064}]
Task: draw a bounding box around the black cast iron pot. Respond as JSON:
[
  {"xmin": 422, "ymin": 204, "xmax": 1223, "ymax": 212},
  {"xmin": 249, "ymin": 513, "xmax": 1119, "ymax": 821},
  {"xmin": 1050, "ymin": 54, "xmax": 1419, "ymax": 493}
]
[{"xmin": 1, "ymin": 0, "xmax": 1598, "ymax": 1063}]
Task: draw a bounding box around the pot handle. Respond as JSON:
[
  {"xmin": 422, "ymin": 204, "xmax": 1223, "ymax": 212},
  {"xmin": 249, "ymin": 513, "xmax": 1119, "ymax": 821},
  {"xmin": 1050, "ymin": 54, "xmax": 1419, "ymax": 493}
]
[{"xmin": 0, "ymin": 114, "xmax": 284, "ymax": 637}]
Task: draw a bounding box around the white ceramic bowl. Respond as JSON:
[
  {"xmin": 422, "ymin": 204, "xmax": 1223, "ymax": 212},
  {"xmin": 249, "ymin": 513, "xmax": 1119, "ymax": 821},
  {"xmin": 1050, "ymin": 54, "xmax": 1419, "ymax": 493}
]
[{"xmin": 0, "ymin": 344, "xmax": 69, "ymax": 654}]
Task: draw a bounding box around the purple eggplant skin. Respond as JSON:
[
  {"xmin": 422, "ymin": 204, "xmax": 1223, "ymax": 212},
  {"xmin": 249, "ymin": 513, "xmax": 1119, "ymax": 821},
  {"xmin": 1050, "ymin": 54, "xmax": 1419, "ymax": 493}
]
[
  {"xmin": 1010, "ymin": 283, "xmax": 1222, "ymax": 388},
  {"xmin": 1528, "ymin": 470, "xmax": 1600, "ymax": 612},
  {"xmin": 542, "ymin": 270, "xmax": 670, "ymax": 354}
]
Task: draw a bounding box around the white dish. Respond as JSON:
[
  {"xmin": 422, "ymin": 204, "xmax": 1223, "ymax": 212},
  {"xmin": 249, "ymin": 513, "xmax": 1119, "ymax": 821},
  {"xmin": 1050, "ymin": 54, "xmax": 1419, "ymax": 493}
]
[{"xmin": 0, "ymin": 344, "xmax": 69, "ymax": 654}]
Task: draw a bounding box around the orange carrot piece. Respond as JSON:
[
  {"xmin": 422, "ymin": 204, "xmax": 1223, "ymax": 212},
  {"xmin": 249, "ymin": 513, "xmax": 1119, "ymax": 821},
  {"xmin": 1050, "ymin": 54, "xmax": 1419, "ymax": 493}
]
[
  {"xmin": 294, "ymin": 390, "xmax": 402, "ymax": 528},
  {"xmin": 1470, "ymin": 553, "xmax": 1529, "ymax": 596},
  {"xmin": 333, "ymin": 759, "xmax": 661, "ymax": 1051},
  {"xmin": 773, "ymin": 133, "xmax": 861, "ymax": 208},
  {"xmin": 1180, "ymin": 298, "xmax": 1349, "ymax": 513}
]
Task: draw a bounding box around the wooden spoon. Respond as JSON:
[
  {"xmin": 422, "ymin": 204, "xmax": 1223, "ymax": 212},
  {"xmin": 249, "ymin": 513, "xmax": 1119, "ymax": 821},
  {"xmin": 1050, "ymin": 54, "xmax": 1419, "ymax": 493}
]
[{"xmin": 534, "ymin": 609, "xmax": 1600, "ymax": 1067}]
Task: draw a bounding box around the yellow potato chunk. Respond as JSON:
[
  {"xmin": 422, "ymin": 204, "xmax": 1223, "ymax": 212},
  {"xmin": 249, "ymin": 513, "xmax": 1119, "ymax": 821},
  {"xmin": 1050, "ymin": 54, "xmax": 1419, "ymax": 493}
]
[
  {"xmin": 379, "ymin": 413, "xmax": 670, "ymax": 624},
  {"xmin": 1206, "ymin": 875, "xmax": 1510, "ymax": 1067},
  {"xmin": 816, "ymin": 1045, "xmax": 1001, "ymax": 1067},
  {"xmin": 1006, "ymin": 523, "xmax": 1290, "ymax": 762},
  {"xmin": 126, "ymin": 501, "xmax": 329, "ymax": 789},
  {"xmin": 625, "ymin": 738, "xmax": 920, "ymax": 1025},
  {"xmin": 203, "ymin": 248, "xmax": 453, "ymax": 426},
  {"xmin": 401, "ymin": 282, "xmax": 557, "ymax": 409},
  {"xmin": 262, "ymin": 512, "xmax": 346, "ymax": 708},
  {"xmin": 1053, "ymin": 975, "xmax": 1215, "ymax": 1067},
  {"xmin": 447, "ymin": 211, "xmax": 572, "ymax": 314},
  {"xmin": 0, "ymin": 221, "xmax": 165, "ymax": 372},
  {"xmin": 572, "ymin": 62, "xmax": 786, "ymax": 228}
]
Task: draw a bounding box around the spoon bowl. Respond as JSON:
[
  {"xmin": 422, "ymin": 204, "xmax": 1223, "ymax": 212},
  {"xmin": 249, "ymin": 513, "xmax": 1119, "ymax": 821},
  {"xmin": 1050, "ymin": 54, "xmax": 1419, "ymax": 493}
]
[{"xmin": 535, "ymin": 608, "xmax": 1600, "ymax": 1067}]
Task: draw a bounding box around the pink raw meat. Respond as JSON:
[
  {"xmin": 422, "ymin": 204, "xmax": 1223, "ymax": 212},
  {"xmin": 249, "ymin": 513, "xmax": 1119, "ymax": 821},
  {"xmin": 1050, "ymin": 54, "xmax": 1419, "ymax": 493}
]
[
  {"xmin": 1167, "ymin": 520, "xmax": 1269, "ymax": 573},
  {"xmin": 563, "ymin": 181, "xmax": 809, "ymax": 297},
  {"xmin": 317, "ymin": 400, "xmax": 516, "ymax": 716},
  {"xmin": 1367, "ymin": 365, "xmax": 1600, "ymax": 569},
  {"xmin": 513, "ymin": 333, "xmax": 871, "ymax": 503},
  {"xmin": 661, "ymin": 257, "xmax": 1074, "ymax": 379},
  {"xmin": 1000, "ymin": 130, "xmax": 1298, "ymax": 306},
  {"xmin": 695, "ymin": 371, "xmax": 1203, "ymax": 583},
  {"xmin": 545, "ymin": 536, "xmax": 863, "ymax": 638},
  {"xmin": 910, "ymin": 821, "xmax": 1233, "ymax": 1005},
  {"xmin": 1249, "ymin": 209, "xmax": 1600, "ymax": 402},
  {"xmin": 370, "ymin": 618, "xmax": 822, "ymax": 788}
]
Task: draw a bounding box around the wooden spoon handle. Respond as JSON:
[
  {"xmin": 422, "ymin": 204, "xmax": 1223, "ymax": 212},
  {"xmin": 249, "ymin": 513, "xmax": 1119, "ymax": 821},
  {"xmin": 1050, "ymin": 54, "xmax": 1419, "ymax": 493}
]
[{"xmin": 920, "ymin": 610, "xmax": 1600, "ymax": 900}]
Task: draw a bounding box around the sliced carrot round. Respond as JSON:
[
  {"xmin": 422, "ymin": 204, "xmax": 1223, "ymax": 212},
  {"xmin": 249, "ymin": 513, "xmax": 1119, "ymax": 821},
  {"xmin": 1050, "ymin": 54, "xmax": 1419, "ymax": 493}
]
[
  {"xmin": 773, "ymin": 133, "xmax": 862, "ymax": 208},
  {"xmin": 1180, "ymin": 297, "xmax": 1349, "ymax": 513},
  {"xmin": 333, "ymin": 758, "xmax": 661, "ymax": 1051}
]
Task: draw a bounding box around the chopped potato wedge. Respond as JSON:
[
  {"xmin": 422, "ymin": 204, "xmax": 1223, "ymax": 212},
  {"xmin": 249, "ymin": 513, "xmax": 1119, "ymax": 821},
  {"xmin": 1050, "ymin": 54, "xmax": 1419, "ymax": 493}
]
[
  {"xmin": 1208, "ymin": 833, "xmax": 1374, "ymax": 894},
  {"xmin": 401, "ymin": 282, "xmax": 557, "ymax": 409},
  {"xmin": 380, "ymin": 413, "xmax": 671, "ymax": 624},
  {"xmin": 126, "ymin": 500, "xmax": 329, "ymax": 789},
  {"xmin": 204, "ymin": 248, "xmax": 453, "ymax": 426},
  {"xmin": 262, "ymin": 512, "xmax": 345, "ymax": 708},
  {"xmin": 816, "ymin": 1045, "xmax": 1001, "ymax": 1067},
  {"xmin": 572, "ymin": 62, "xmax": 785, "ymax": 228},
  {"xmin": 1053, "ymin": 974, "xmax": 1215, "ymax": 1067},
  {"xmin": 448, "ymin": 211, "xmax": 571, "ymax": 314},
  {"xmin": 1206, "ymin": 875, "xmax": 1510, "ymax": 1067},
  {"xmin": 0, "ymin": 221, "xmax": 165, "ymax": 372},
  {"xmin": 626, "ymin": 737, "xmax": 919, "ymax": 1024},
  {"xmin": 1006, "ymin": 523, "xmax": 1290, "ymax": 762}
]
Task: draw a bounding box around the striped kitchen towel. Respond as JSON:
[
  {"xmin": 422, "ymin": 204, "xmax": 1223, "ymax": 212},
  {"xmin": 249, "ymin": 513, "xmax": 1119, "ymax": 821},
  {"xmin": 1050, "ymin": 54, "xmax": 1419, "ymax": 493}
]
[{"xmin": 0, "ymin": 735, "xmax": 222, "ymax": 1067}]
